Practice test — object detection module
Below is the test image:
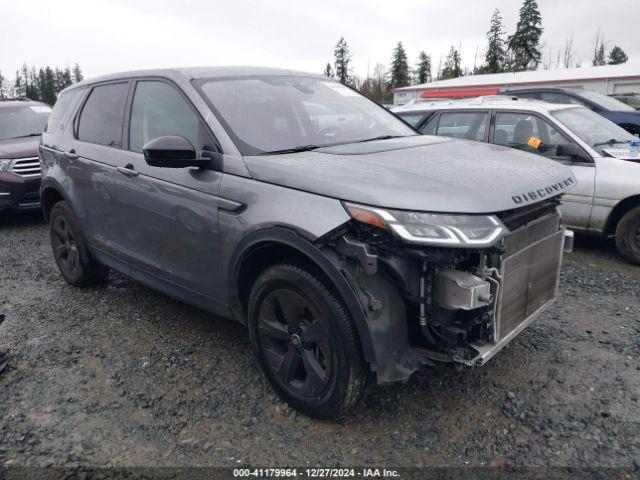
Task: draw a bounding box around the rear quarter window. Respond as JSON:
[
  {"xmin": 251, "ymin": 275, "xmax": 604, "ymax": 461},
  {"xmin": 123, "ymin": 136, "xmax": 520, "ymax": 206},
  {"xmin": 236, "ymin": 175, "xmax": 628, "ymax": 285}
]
[{"xmin": 46, "ymin": 89, "xmax": 84, "ymax": 133}]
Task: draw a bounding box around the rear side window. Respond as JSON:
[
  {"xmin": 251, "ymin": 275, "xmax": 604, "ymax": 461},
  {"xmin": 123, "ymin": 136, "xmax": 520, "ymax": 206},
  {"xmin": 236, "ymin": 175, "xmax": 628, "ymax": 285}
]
[
  {"xmin": 420, "ymin": 114, "xmax": 439, "ymax": 135},
  {"xmin": 46, "ymin": 89, "xmax": 83, "ymax": 133},
  {"xmin": 539, "ymin": 92, "xmax": 584, "ymax": 105},
  {"xmin": 77, "ymin": 83, "xmax": 129, "ymax": 148},
  {"xmin": 435, "ymin": 111, "xmax": 488, "ymax": 141},
  {"xmin": 128, "ymin": 81, "xmax": 207, "ymax": 153}
]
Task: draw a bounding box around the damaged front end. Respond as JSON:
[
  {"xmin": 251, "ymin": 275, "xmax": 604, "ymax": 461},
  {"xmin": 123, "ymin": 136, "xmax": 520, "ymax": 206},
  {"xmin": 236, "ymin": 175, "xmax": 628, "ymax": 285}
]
[{"xmin": 319, "ymin": 199, "xmax": 571, "ymax": 385}]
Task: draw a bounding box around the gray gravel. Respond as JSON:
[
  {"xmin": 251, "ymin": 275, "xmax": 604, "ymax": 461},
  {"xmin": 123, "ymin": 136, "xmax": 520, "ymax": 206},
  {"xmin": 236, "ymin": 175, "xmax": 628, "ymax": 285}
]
[{"xmin": 1, "ymin": 210, "xmax": 639, "ymax": 469}]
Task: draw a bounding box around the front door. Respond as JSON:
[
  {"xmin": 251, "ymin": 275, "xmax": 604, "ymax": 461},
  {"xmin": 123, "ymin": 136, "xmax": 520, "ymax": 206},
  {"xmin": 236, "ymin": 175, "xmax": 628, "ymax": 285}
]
[{"xmin": 111, "ymin": 80, "xmax": 224, "ymax": 300}]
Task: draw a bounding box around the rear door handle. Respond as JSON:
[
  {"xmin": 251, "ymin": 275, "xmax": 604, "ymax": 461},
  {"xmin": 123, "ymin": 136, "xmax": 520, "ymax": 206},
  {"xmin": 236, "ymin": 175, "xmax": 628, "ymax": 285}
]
[
  {"xmin": 116, "ymin": 164, "xmax": 139, "ymax": 177},
  {"xmin": 64, "ymin": 149, "xmax": 78, "ymax": 160}
]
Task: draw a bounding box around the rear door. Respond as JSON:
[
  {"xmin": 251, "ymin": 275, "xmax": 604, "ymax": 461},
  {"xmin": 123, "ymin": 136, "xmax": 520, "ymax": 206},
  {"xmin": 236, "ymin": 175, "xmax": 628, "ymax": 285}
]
[
  {"xmin": 68, "ymin": 81, "xmax": 133, "ymax": 257},
  {"xmin": 114, "ymin": 79, "xmax": 225, "ymax": 300},
  {"xmin": 490, "ymin": 110, "xmax": 596, "ymax": 229}
]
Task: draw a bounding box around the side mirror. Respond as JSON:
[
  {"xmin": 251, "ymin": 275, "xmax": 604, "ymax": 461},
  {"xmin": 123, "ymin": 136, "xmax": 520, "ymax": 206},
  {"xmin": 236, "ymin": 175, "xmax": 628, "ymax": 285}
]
[
  {"xmin": 143, "ymin": 136, "xmax": 212, "ymax": 169},
  {"xmin": 556, "ymin": 143, "xmax": 591, "ymax": 163}
]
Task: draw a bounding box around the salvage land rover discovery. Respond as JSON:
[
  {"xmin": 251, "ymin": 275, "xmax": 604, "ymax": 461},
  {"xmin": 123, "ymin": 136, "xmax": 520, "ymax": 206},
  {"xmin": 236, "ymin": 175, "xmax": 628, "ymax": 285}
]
[{"xmin": 40, "ymin": 67, "xmax": 575, "ymax": 419}]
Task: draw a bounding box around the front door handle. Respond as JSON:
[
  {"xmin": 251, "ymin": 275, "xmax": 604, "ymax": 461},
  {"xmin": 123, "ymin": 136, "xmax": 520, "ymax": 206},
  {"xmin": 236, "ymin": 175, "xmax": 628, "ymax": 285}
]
[
  {"xmin": 64, "ymin": 149, "xmax": 78, "ymax": 160},
  {"xmin": 116, "ymin": 164, "xmax": 139, "ymax": 177}
]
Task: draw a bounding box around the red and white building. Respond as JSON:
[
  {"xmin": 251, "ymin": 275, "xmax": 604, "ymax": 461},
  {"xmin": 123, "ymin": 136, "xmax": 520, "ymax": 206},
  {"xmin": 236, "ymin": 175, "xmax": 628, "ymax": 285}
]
[{"xmin": 392, "ymin": 63, "xmax": 640, "ymax": 105}]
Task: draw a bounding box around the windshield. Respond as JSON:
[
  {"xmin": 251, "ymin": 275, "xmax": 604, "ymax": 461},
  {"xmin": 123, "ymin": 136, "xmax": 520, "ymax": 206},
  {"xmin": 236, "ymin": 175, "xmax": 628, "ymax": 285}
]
[
  {"xmin": 198, "ymin": 76, "xmax": 416, "ymax": 155},
  {"xmin": 552, "ymin": 107, "xmax": 635, "ymax": 155},
  {"xmin": 576, "ymin": 90, "xmax": 636, "ymax": 112},
  {"xmin": 0, "ymin": 104, "xmax": 51, "ymax": 141}
]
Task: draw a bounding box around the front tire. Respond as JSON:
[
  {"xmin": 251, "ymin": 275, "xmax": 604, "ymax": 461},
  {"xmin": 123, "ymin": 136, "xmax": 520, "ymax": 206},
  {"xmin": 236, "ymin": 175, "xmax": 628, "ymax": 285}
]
[
  {"xmin": 248, "ymin": 264, "xmax": 369, "ymax": 419},
  {"xmin": 615, "ymin": 206, "xmax": 640, "ymax": 265},
  {"xmin": 49, "ymin": 201, "xmax": 108, "ymax": 286}
]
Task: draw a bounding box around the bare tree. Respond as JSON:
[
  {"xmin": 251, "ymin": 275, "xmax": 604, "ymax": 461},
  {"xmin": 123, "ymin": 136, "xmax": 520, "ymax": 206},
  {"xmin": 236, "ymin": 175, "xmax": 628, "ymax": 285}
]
[
  {"xmin": 592, "ymin": 30, "xmax": 607, "ymax": 66},
  {"xmin": 562, "ymin": 37, "xmax": 575, "ymax": 68}
]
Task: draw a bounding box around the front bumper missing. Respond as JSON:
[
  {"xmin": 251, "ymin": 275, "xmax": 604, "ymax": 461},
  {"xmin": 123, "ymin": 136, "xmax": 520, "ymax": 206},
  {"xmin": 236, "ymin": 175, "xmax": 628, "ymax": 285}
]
[{"xmin": 456, "ymin": 226, "xmax": 569, "ymax": 367}]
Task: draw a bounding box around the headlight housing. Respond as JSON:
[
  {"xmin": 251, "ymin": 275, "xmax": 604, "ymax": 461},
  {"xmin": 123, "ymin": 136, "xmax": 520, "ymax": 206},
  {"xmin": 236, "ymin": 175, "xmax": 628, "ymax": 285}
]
[
  {"xmin": 344, "ymin": 202, "xmax": 506, "ymax": 248},
  {"xmin": 0, "ymin": 159, "xmax": 12, "ymax": 172}
]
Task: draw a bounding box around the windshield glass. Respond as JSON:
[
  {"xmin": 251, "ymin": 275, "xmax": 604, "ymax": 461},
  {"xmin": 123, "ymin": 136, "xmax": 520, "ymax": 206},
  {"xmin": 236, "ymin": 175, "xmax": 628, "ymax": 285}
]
[
  {"xmin": 576, "ymin": 90, "xmax": 636, "ymax": 112},
  {"xmin": 0, "ymin": 104, "xmax": 51, "ymax": 141},
  {"xmin": 552, "ymin": 107, "xmax": 635, "ymax": 155},
  {"xmin": 0, "ymin": 105, "xmax": 51, "ymax": 140},
  {"xmin": 198, "ymin": 76, "xmax": 416, "ymax": 154}
]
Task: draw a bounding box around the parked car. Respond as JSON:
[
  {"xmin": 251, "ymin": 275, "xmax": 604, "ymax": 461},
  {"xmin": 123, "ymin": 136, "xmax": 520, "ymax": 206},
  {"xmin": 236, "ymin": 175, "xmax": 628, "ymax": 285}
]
[
  {"xmin": 393, "ymin": 96, "xmax": 640, "ymax": 264},
  {"xmin": 610, "ymin": 93, "xmax": 640, "ymax": 110},
  {"xmin": 0, "ymin": 99, "xmax": 51, "ymax": 212},
  {"xmin": 40, "ymin": 67, "xmax": 574, "ymax": 419},
  {"xmin": 497, "ymin": 87, "xmax": 640, "ymax": 135}
]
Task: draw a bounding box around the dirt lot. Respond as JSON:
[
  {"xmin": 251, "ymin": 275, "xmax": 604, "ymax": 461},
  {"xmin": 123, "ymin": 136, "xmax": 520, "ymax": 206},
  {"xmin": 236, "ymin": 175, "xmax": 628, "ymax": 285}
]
[{"xmin": 1, "ymin": 210, "xmax": 639, "ymax": 470}]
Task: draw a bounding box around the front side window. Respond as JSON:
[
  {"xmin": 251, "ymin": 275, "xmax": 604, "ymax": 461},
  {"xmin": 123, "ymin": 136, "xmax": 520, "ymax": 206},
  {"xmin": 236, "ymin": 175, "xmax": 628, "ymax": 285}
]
[
  {"xmin": 0, "ymin": 104, "xmax": 51, "ymax": 140},
  {"xmin": 435, "ymin": 111, "xmax": 488, "ymax": 141},
  {"xmin": 493, "ymin": 111, "xmax": 571, "ymax": 160},
  {"xmin": 129, "ymin": 81, "xmax": 209, "ymax": 153},
  {"xmin": 198, "ymin": 76, "xmax": 416, "ymax": 155},
  {"xmin": 77, "ymin": 83, "xmax": 129, "ymax": 147}
]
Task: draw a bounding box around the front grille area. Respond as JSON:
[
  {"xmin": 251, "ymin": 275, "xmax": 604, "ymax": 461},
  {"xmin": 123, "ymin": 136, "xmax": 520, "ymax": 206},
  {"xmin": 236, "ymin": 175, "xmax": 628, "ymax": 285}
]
[
  {"xmin": 9, "ymin": 157, "xmax": 42, "ymax": 178},
  {"xmin": 497, "ymin": 198, "xmax": 560, "ymax": 231},
  {"xmin": 496, "ymin": 212, "xmax": 563, "ymax": 341}
]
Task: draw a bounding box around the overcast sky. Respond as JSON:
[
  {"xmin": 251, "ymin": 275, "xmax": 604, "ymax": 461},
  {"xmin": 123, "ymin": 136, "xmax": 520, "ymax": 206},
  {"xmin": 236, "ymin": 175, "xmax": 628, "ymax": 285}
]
[{"xmin": 1, "ymin": 0, "xmax": 638, "ymax": 82}]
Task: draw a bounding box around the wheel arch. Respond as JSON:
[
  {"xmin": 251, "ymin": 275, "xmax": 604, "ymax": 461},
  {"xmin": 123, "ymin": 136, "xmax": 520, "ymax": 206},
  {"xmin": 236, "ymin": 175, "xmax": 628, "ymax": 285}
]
[
  {"xmin": 604, "ymin": 195, "xmax": 640, "ymax": 236},
  {"xmin": 229, "ymin": 227, "xmax": 377, "ymax": 368},
  {"xmin": 40, "ymin": 179, "xmax": 70, "ymax": 221}
]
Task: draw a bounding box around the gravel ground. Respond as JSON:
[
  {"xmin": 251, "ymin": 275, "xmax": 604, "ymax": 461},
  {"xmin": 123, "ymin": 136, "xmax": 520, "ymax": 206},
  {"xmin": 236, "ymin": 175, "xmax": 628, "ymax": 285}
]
[{"xmin": 1, "ymin": 210, "xmax": 639, "ymax": 470}]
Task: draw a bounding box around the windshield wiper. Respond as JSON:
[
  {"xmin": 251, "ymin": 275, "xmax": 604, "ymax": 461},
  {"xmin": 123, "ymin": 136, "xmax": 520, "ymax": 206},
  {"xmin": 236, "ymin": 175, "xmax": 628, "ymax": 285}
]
[
  {"xmin": 593, "ymin": 138, "xmax": 630, "ymax": 147},
  {"xmin": 355, "ymin": 134, "xmax": 411, "ymax": 143},
  {"xmin": 261, "ymin": 145, "xmax": 323, "ymax": 155}
]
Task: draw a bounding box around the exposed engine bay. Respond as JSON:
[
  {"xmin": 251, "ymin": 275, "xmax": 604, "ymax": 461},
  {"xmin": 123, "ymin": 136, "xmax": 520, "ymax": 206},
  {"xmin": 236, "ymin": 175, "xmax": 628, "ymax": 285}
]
[{"xmin": 319, "ymin": 199, "xmax": 571, "ymax": 385}]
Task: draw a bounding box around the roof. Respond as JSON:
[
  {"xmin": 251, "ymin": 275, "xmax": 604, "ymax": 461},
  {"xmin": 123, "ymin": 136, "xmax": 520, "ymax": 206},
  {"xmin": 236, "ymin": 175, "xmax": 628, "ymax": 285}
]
[
  {"xmin": 393, "ymin": 63, "xmax": 640, "ymax": 93},
  {"xmin": 67, "ymin": 66, "xmax": 325, "ymax": 92},
  {"xmin": 392, "ymin": 96, "xmax": 580, "ymax": 115}
]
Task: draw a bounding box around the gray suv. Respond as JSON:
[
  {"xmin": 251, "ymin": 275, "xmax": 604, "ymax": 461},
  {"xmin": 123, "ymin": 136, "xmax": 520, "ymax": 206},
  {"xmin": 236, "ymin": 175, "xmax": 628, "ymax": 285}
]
[{"xmin": 40, "ymin": 67, "xmax": 575, "ymax": 419}]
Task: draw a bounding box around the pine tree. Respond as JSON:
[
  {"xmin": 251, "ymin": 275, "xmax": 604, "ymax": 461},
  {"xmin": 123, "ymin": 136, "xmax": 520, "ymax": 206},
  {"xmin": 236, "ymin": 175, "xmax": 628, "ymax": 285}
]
[
  {"xmin": 323, "ymin": 63, "xmax": 334, "ymax": 78},
  {"xmin": 440, "ymin": 46, "xmax": 462, "ymax": 80},
  {"xmin": 333, "ymin": 37, "xmax": 351, "ymax": 85},
  {"xmin": 62, "ymin": 67, "xmax": 73, "ymax": 88},
  {"xmin": 608, "ymin": 46, "xmax": 628, "ymax": 65},
  {"xmin": 414, "ymin": 51, "xmax": 432, "ymax": 84},
  {"xmin": 39, "ymin": 67, "xmax": 57, "ymax": 105},
  {"xmin": 27, "ymin": 68, "xmax": 39, "ymax": 100},
  {"xmin": 507, "ymin": 0, "xmax": 543, "ymax": 71},
  {"xmin": 72, "ymin": 63, "xmax": 84, "ymax": 83},
  {"xmin": 484, "ymin": 9, "xmax": 507, "ymax": 73},
  {"xmin": 388, "ymin": 42, "xmax": 410, "ymax": 88}
]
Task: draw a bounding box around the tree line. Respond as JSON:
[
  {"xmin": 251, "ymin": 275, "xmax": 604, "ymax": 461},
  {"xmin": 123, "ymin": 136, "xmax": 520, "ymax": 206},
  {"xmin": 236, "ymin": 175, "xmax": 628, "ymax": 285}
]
[
  {"xmin": 0, "ymin": 63, "xmax": 84, "ymax": 105},
  {"xmin": 325, "ymin": 0, "xmax": 630, "ymax": 103}
]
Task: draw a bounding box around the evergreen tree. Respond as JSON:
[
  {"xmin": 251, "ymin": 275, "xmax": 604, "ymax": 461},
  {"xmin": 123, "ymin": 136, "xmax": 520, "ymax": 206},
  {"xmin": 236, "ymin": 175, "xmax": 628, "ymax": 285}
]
[
  {"xmin": 440, "ymin": 46, "xmax": 462, "ymax": 80},
  {"xmin": 39, "ymin": 67, "xmax": 57, "ymax": 105},
  {"xmin": 484, "ymin": 9, "xmax": 507, "ymax": 73},
  {"xmin": 27, "ymin": 68, "xmax": 40, "ymax": 101},
  {"xmin": 414, "ymin": 51, "xmax": 432, "ymax": 84},
  {"xmin": 389, "ymin": 42, "xmax": 410, "ymax": 88},
  {"xmin": 333, "ymin": 37, "xmax": 351, "ymax": 85},
  {"xmin": 507, "ymin": 0, "xmax": 543, "ymax": 71},
  {"xmin": 608, "ymin": 46, "xmax": 628, "ymax": 65},
  {"xmin": 62, "ymin": 67, "xmax": 73, "ymax": 89},
  {"xmin": 592, "ymin": 32, "xmax": 607, "ymax": 66},
  {"xmin": 323, "ymin": 62, "xmax": 334, "ymax": 78},
  {"xmin": 72, "ymin": 63, "xmax": 84, "ymax": 83}
]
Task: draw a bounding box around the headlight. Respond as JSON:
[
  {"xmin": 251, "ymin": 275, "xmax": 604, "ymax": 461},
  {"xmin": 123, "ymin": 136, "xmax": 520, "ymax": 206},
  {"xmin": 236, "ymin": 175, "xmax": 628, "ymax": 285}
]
[
  {"xmin": 0, "ymin": 159, "xmax": 12, "ymax": 172},
  {"xmin": 344, "ymin": 202, "xmax": 506, "ymax": 248}
]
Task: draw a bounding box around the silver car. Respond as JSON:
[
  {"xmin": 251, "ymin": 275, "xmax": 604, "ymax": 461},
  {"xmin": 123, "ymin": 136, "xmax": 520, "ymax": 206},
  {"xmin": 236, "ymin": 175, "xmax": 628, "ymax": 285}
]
[
  {"xmin": 40, "ymin": 68, "xmax": 574, "ymax": 419},
  {"xmin": 394, "ymin": 96, "xmax": 640, "ymax": 264}
]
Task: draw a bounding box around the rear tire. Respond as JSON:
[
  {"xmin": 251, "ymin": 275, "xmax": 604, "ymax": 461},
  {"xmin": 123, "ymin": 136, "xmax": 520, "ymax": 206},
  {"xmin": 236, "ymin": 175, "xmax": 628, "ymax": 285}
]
[
  {"xmin": 49, "ymin": 201, "xmax": 108, "ymax": 286},
  {"xmin": 615, "ymin": 206, "xmax": 640, "ymax": 265},
  {"xmin": 248, "ymin": 263, "xmax": 369, "ymax": 419}
]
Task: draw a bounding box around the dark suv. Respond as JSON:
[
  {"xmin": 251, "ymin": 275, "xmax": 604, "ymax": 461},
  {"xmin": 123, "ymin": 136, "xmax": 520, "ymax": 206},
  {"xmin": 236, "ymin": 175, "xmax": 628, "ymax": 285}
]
[
  {"xmin": 40, "ymin": 67, "xmax": 574, "ymax": 418},
  {"xmin": 0, "ymin": 99, "xmax": 52, "ymax": 211},
  {"xmin": 501, "ymin": 88, "xmax": 640, "ymax": 135}
]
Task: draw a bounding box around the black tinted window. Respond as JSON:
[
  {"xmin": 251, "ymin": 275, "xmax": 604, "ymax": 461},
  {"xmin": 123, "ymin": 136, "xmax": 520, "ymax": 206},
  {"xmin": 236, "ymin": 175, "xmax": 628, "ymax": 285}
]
[
  {"xmin": 129, "ymin": 81, "xmax": 207, "ymax": 153},
  {"xmin": 78, "ymin": 83, "xmax": 128, "ymax": 147},
  {"xmin": 46, "ymin": 89, "xmax": 83, "ymax": 133}
]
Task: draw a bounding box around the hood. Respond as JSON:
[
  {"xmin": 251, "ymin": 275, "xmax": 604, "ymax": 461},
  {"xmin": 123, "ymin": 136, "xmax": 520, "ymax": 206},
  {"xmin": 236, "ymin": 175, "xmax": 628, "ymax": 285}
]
[
  {"xmin": 0, "ymin": 136, "xmax": 40, "ymax": 159},
  {"xmin": 243, "ymin": 136, "xmax": 577, "ymax": 214}
]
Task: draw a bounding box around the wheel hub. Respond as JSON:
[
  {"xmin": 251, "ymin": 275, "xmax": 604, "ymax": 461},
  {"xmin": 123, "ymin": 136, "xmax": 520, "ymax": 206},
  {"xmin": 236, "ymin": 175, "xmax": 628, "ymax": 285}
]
[{"xmin": 290, "ymin": 333, "xmax": 302, "ymax": 347}]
